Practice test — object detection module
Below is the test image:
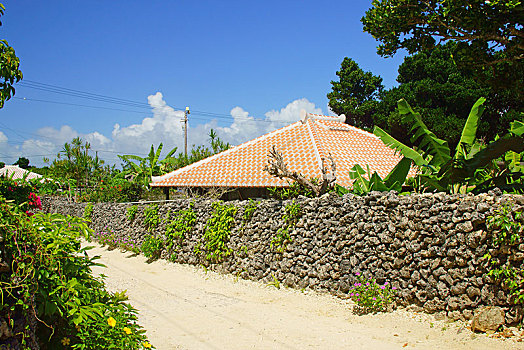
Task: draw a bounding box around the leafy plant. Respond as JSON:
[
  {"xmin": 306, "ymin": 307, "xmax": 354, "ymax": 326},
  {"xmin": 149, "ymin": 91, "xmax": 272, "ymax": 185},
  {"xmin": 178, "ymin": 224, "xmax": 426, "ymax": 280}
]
[
  {"xmin": 349, "ymin": 273, "xmax": 396, "ymax": 314},
  {"xmin": 348, "ymin": 157, "xmax": 412, "ymax": 195},
  {"xmin": 267, "ymin": 273, "xmax": 281, "ymax": 289},
  {"xmin": 143, "ymin": 204, "xmax": 159, "ymax": 232},
  {"xmin": 84, "ymin": 202, "xmax": 94, "ymax": 221},
  {"xmin": 374, "ymin": 98, "xmax": 524, "ymax": 193},
  {"xmin": 127, "ymin": 205, "xmax": 139, "ymax": 221},
  {"xmin": 271, "ymin": 200, "xmax": 301, "ymax": 253},
  {"xmin": 202, "ymin": 201, "xmax": 237, "ymax": 263},
  {"xmin": 485, "ymin": 205, "xmax": 524, "ymax": 304},
  {"xmin": 164, "ymin": 203, "xmax": 196, "ymax": 260},
  {"xmin": 140, "ymin": 234, "xmax": 164, "ymax": 260},
  {"xmin": 0, "ymin": 197, "xmax": 153, "ymax": 348},
  {"xmin": 242, "ymin": 199, "xmax": 258, "ymax": 226}
]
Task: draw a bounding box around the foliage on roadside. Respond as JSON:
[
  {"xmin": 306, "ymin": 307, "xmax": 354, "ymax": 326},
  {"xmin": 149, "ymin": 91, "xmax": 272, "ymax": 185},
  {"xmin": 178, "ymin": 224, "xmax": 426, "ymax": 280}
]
[
  {"xmin": 349, "ymin": 273, "xmax": 396, "ymax": 314},
  {"xmin": 140, "ymin": 234, "xmax": 164, "ymax": 260},
  {"xmin": 485, "ymin": 205, "xmax": 524, "ymax": 305},
  {"xmin": 0, "ymin": 195, "xmax": 153, "ymax": 349},
  {"xmin": 127, "ymin": 205, "xmax": 138, "ymax": 221}
]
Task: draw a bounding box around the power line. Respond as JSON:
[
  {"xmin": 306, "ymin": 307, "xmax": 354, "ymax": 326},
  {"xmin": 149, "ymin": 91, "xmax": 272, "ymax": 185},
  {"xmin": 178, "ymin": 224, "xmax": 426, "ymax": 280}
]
[{"xmin": 16, "ymin": 79, "xmax": 293, "ymax": 124}]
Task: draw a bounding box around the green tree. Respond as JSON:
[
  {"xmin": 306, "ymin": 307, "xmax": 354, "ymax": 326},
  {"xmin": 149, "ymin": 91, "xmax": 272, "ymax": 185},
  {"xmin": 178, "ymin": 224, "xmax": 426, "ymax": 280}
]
[
  {"xmin": 362, "ymin": 0, "xmax": 523, "ymax": 66},
  {"xmin": 327, "ymin": 57, "xmax": 384, "ymax": 129},
  {"xmin": 373, "ymin": 43, "xmax": 523, "ymax": 148},
  {"xmin": 13, "ymin": 156, "xmax": 29, "ymax": 169},
  {"xmin": 0, "ymin": 3, "xmax": 22, "ymax": 108}
]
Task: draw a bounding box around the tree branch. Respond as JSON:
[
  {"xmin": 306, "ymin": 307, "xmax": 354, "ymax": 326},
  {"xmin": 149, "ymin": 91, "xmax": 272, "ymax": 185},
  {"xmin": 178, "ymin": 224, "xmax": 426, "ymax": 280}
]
[{"xmin": 263, "ymin": 145, "xmax": 337, "ymax": 196}]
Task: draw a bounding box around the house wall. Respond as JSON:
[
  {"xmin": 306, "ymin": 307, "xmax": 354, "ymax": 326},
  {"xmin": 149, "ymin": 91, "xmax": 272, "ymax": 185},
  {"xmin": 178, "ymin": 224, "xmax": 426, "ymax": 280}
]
[{"xmin": 42, "ymin": 191, "xmax": 524, "ymax": 324}]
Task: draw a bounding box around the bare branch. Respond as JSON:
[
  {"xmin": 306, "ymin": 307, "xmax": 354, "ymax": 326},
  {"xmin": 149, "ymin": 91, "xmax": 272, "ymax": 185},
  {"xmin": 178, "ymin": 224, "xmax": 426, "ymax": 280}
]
[{"xmin": 264, "ymin": 146, "xmax": 337, "ymax": 196}]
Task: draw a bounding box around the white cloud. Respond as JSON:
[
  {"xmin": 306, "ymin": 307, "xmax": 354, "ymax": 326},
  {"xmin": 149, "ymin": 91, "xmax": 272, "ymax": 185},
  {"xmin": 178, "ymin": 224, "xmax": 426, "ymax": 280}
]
[{"xmin": 0, "ymin": 94, "xmax": 325, "ymax": 167}]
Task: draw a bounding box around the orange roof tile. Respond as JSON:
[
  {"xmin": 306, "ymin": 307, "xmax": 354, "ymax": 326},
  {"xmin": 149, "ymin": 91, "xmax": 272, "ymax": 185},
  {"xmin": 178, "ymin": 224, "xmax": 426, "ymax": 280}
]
[{"xmin": 151, "ymin": 112, "xmax": 410, "ymax": 188}]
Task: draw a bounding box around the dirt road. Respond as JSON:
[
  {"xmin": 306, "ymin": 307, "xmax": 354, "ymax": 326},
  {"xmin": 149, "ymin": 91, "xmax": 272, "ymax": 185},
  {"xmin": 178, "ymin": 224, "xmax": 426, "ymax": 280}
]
[{"xmin": 88, "ymin": 245, "xmax": 520, "ymax": 350}]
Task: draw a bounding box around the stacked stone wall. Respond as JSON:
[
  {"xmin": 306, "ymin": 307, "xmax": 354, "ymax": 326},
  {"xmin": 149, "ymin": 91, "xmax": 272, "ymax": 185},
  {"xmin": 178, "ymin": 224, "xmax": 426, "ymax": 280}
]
[{"xmin": 42, "ymin": 191, "xmax": 524, "ymax": 324}]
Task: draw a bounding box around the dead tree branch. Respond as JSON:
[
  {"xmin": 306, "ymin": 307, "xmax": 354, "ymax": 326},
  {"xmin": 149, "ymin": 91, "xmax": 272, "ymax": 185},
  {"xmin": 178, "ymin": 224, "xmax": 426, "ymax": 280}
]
[{"xmin": 263, "ymin": 145, "xmax": 337, "ymax": 197}]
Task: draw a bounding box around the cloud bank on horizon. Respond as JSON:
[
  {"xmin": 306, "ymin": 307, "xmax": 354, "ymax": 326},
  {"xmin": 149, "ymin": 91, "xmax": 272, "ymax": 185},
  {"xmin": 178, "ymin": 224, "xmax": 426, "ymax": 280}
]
[{"xmin": 0, "ymin": 93, "xmax": 325, "ymax": 167}]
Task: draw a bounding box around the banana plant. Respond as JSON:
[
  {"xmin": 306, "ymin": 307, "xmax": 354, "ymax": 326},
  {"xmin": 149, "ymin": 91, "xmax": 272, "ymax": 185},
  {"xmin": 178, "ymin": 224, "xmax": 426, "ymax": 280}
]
[
  {"xmin": 119, "ymin": 143, "xmax": 177, "ymax": 188},
  {"xmin": 373, "ymin": 97, "xmax": 524, "ymax": 193},
  {"xmin": 348, "ymin": 157, "xmax": 412, "ymax": 195}
]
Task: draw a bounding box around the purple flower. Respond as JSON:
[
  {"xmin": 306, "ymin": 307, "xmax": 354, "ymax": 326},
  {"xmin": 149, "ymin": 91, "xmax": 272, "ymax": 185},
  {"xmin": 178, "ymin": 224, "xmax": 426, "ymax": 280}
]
[
  {"xmin": 380, "ymin": 286, "xmax": 386, "ymax": 289},
  {"xmin": 355, "ymin": 272, "xmax": 360, "ymax": 276},
  {"xmin": 392, "ymin": 287, "xmax": 397, "ymax": 290},
  {"xmin": 350, "ymin": 293, "xmax": 354, "ymax": 296},
  {"xmin": 355, "ymin": 293, "xmax": 359, "ymax": 296},
  {"xmin": 384, "ymin": 282, "xmax": 388, "ymax": 285},
  {"xmin": 366, "ymin": 282, "xmax": 370, "ymax": 286},
  {"xmin": 372, "ymin": 297, "xmax": 376, "ymax": 300}
]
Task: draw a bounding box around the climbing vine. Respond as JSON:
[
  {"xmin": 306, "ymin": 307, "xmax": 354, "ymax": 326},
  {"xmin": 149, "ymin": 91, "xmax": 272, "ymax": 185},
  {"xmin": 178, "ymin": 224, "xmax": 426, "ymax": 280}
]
[
  {"xmin": 126, "ymin": 205, "xmax": 138, "ymax": 221},
  {"xmin": 164, "ymin": 203, "xmax": 197, "ymax": 261},
  {"xmin": 143, "ymin": 204, "xmax": 159, "ymax": 232},
  {"xmin": 485, "ymin": 204, "xmax": 524, "ymax": 304},
  {"xmin": 83, "ymin": 202, "xmax": 94, "ymax": 221},
  {"xmin": 242, "ymin": 199, "xmax": 258, "ymax": 227},
  {"xmin": 201, "ymin": 201, "xmax": 237, "ymax": 263},
  {"xmin": 272, "ymin": 200, "xmax": 301, "ymax": 253}
]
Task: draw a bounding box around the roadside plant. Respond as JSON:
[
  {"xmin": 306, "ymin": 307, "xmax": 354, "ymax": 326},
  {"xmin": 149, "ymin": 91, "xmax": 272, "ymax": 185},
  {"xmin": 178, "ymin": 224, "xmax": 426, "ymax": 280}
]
[
  {"xmin": 0, "ymin": 196, "xmax": 153, "ymax": 348},
  {"xmin": 164, "ymin": 203, "xmax": 197, "ymax": 260},
  {"xmin": 127, "ymin": 205, "xmax": 138, "ymax": 221},
  {"xmin": 348, "ymin": 157, "xmax": 412, "ymax": 195},
  {"xmin": 349, "ymin": 273, "xmax": 396, "ymax": 314},
  {"xmin": 140, "ymin": 234, "xmax": 164, "ymax": 260},
  {"xmin": 84, "ymin": 202, "xmax": 94, "ymax": 221},
  {"xmin": 485, "ymin": 205, "xmax": 524, "ymax": 304},
  {"xmin": 271, "ymin": 200, "xmax": 300, "ymax": 252},
  {"xmin": 202, "ymin": 201, "xmax": 237, "ymax": 263},
  {"xmin": 143, "ymin": 204, "xmax": 159, "ymax": 232}
]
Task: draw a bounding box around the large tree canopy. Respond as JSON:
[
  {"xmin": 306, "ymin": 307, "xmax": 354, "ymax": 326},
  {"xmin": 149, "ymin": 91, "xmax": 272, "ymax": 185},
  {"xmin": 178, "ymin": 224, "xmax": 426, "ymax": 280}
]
[
  {"xmin": 0, "ymin": 4, "xmax": 22, "ymax": 108},
  {"xmin": 373, "ymin": 43, "xmax": 521, "ymax": 147},
  {"xmin": 327, "ymin": 57, "xmax": 384, "ymax": 129},
  {"xmin": 362, "ymin": 0, "xmax": 523, "ymax": 66}
]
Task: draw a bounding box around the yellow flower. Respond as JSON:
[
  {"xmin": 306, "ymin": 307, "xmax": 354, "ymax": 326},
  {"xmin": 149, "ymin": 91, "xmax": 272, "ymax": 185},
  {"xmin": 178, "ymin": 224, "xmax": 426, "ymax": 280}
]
[
  {"xmin": 107, "ymin": 317, "xmax": 116, "ymax": 328},
  {"xmin": 123, "ymin": 327, "xmax": 132, "ymax": 335},
  {"xmin": 143, "ymin": 341, "xmax": 152, "ymax": 348},
  {"xmin": 61, "ymin": 337, "xmax": 71, "ymax": 346}
]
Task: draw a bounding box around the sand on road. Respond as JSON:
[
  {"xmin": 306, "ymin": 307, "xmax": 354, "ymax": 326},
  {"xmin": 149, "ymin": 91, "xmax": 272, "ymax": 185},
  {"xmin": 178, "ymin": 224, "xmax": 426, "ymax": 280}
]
[{"xmin": 88, "ymin": 244, "xmax": 521, "ymax": 350}]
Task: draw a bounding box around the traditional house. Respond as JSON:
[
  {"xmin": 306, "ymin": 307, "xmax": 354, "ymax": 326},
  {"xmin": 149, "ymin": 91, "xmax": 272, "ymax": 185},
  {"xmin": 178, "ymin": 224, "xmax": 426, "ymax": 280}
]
[
  {"xmin": 151, "ymin": 111, "xmax": 408, "ymax": 199},
  {"xmin": 0, "ymin": 165, "xmax": 43, "ymax": 181}
]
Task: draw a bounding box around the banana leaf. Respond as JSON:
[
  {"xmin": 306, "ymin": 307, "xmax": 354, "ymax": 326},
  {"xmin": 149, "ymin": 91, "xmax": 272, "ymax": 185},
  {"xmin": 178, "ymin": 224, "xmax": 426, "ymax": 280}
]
[
  {"xmin": 373, "ymin": 126, "xmax": 427, "ymax": 167},
  {"xmin": 397, "ymin": 99, "xmax": 451, "ymax": 167},
  {"xmin": 464, "ymin": 134, "xmax": 524, "ymax": 176},
  {"xmin": 384, "ymin": 157, "xmax": 412, "ymax": 189},
  {"xmin": 455, "ymin": 97, "xmax": 485, "ymax": 160}
]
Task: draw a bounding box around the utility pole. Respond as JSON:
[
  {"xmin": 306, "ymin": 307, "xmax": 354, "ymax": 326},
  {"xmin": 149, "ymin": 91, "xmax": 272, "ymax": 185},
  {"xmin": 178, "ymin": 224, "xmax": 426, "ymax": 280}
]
[{"xmin": 183, "ymin": 106, "xmax": 190, "ymax": 157}]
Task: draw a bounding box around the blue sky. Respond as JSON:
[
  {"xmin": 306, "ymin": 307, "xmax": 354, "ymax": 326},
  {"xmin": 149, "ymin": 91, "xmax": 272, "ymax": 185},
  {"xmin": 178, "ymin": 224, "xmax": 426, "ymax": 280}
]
[{"xmin": 0, "ymin": 0, "xmax": 405, "ymax": 166}]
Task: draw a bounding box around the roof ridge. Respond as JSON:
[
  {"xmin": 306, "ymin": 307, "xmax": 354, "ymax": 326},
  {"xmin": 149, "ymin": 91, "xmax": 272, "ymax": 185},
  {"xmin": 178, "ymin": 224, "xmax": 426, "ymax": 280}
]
[{"xmin": 306, "ymin": 120, "xmax": 325, "ymax": 171}]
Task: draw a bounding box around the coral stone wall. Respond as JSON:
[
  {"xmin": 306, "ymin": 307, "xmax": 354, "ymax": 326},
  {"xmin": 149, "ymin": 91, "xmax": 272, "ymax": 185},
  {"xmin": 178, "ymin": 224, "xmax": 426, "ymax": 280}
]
[{"xmin": 42, "ymin": 191, "xmax": 524, "ymax": 324}]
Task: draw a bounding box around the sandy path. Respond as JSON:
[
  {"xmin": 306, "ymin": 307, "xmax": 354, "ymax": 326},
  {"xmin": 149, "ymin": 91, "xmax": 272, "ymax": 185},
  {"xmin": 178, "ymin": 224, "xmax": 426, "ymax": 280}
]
[{"xmin": 88, "ymin": 244, "xmax": 521, "ymax": 350}]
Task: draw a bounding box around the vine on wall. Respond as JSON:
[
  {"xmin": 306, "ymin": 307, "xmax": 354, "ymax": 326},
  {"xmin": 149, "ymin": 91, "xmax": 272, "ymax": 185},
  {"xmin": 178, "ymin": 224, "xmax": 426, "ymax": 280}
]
[
  {"xmin": 143, "ymin": 204, "xmax": 159, "ymax": 232},
  {"xmin": 272, "ymin": 200, "xmax": 301, "ymax": 253},
  {"xmin": 165, "ymin": 203, "xmax": 197, "ymax": 261},
  {"xmin": 200, "ymin": 201, "xmax": 237, "ymax": 263},
  {"xmin": 485, "ymin": 205, "xmax": 524, "ymax": 304}
]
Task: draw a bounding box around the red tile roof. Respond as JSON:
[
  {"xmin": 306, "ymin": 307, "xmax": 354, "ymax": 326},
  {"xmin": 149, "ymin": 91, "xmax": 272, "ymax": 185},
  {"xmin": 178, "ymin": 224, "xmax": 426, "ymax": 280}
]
[
  {"xmin": 0, "ymin": 165, "xmax": 43, "ymax": 181},
  {"xmin": 151, "ymin": 113, "xmax": 410, "ymax": 188}
]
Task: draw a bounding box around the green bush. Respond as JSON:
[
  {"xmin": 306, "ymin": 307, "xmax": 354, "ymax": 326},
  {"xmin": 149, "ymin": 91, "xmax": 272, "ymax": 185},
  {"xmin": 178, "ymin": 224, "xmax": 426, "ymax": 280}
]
[
  {"xmin": 271, "ymin": 200, "xmax": 300, "ymax": 252},
  {"xmin": 201, "ymin": 201, "xmax": 237, "ymax": 263},
  {"xmin": 0, "ymin": 196, "xmax": 153, "ymax": 349},
  {"xmin": 85, "ymin": 178, "xmax": 143, "ymax": 203},
  {"xmin": 127, "ymin": 205, "xmax": 138, "ymax": 221},
  {"xmin": 349, "ymin": 273, "xmax": 396, "ymax": 314},
  {"xmin": 164, "ymin": 203, "xmax": 196, "ymax": 260},
  {"xmin": 143, "ymin": 204, "xmax": 159, "ymax": 232},
  {"xmin": 140, "ymin": 234, "xmax": 164, "ymax": 260}
]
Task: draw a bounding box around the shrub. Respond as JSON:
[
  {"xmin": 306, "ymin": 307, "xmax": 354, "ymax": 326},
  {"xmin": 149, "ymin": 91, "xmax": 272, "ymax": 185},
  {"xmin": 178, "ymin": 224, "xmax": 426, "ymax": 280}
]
[
  {"xmin": 201, "ymin": 201, "xmax": 237, "ymax": 263},
  {"xmin": 140, "ymin": 234, "xmax": 164, "ymax": 260},
  {"xmin": 127, "ymin": 205, "xmax": 138, "ymax": 221},
  {"xmin": 164, "ymin": 203, "xmax": 196, "ymax": 261},
  {"xmin": 143, "ymin": 204, "xmax": 159, "ymax": 232},
  {"xmin": 0, "ymin": 197, "xmax": 153, "ymax": 349},
  {"xmin": 349, "ymin": 273, "xmax": 396, "ymax": 314}
]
